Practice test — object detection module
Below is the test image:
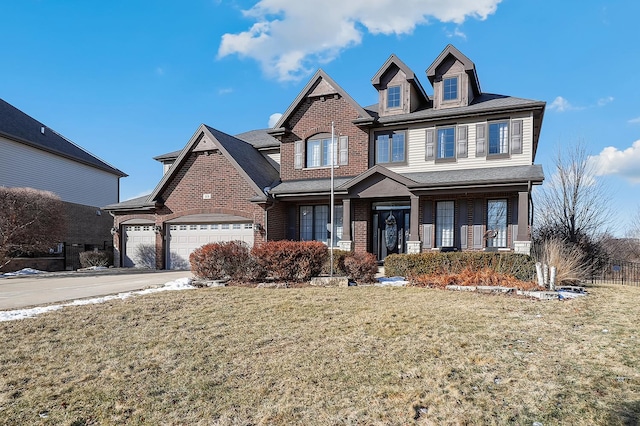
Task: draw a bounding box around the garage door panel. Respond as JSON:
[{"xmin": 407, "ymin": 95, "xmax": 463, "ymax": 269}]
[
  {"xmin": 123, "ymin": 225, "xmax": 156, "ymax": 268},
  {"xmin": 167, "ymin": 223, "xmax": 254, "ymax": 270}
]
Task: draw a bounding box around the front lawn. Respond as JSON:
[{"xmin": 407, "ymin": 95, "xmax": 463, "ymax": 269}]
[{"xmin": 0, "ymin": 284, "xmax": 638, "ymax": 425}]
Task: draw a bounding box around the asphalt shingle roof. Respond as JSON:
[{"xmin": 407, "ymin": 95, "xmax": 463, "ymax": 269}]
[
  {"xmin": 0, "ymin": 98, "xmax": 126, "ymax": 177},
  {"xmin": 269, "ymin": 165, "xmax": 543, "ymax": 195},
  {"xmin": 204, "ymin": 126, "xmax": 280, "ymax": 194}
]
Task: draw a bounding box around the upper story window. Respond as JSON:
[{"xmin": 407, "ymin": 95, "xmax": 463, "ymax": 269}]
[
  {"xmin": 437, "ymin": 127, "xmax": 455, "ymax": 159},
  {"xmin": 375, "ymin": 131, "xmax": 406, "ymax": 164},
  {"xmin": 489, "ymin": 122, "xmax": 509, "ymax": 155},
  {"xmin": 443, "ymin": 77, "xmax": 458, "ymax": 101},
  {"xmin": 306, "ymin": 134, "xmax": 337, "ymax": 168},
  {"xmin": 387, "ymin": 85, "xmax": 401, "ymax": 108}
]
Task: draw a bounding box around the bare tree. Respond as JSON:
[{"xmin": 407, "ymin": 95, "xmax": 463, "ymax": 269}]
[
  {"xmin": 0, "ymin": 187, "xmax": 66, "ymax": 268},
  {"xmin": 534, "ymin": 141, "xmax": 613, "ymax": 243},
  {"xmin": 622, "ymin": 206, "xmax": 640, "ymax": 262},
  {"xmin": 629, "ymin": 206, "xmax": 640, "ymax": 239},
  {"xmin": 533, "ymin": 141, "xmax": 613, "ymax": 268}
]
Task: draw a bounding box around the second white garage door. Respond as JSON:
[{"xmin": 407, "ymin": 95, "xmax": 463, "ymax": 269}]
[{"xmin": 166, "ymin": 223, "xmax": 255, "ymax": 270}]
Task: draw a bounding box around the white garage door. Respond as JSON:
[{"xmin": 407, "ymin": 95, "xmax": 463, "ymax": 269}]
[
  {"xmin": 167, "ymin": 223, "xmax": 254, "ymax": 270},
  {"xmin": 123, "ymin": 225, "xmax": 156, "ymax": 268}
]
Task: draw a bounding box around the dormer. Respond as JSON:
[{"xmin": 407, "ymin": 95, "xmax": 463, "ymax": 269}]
[
  {"xmin": 371, "ymin": 54, "xmax": 429, "ymax": 118},
  {"xmin": 426, "ymin": 44, "xmax": 481, "ymax": 110}
]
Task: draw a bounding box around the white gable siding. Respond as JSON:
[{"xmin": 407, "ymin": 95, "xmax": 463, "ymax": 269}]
[
  {"xmin": 387, "ymin": 112, "xmax": 534, "ymax": 174},
  {"xmin": 162, "ymin": 161, "xmax": 175, "ymax": 175},
  {"xmin": 265, "ymin": 150, "xmax": 281, "ymax": 166},
  {"xmin": 0, "ymin": 137, "xmax": 119, "ymax": 207}
]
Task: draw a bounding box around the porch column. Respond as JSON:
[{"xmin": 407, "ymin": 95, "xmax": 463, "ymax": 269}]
[
  {"xmin": 407, "ymin": 195, "xmax": 422, "ymax": 253},
  {"xmin": 514, "ymin": 191, "xmax": 531, "ymax": 255},
  {"xmin": 338, "ymin": 198, "xmax": 353, "ymax": 251}
]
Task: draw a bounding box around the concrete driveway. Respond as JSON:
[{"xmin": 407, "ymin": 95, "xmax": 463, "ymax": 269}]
[{"xmin": 0, "ymin": 269, "xmax": 193, "ymax": 310}]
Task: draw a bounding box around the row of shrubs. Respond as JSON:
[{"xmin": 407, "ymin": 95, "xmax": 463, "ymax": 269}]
[
  {"xmin": 189, "ymin": 241, "xmax": 379, "ymax": 283},
  {"xmin": 384, "ymin": 251, "xmax": 536, "ymax": 281}
]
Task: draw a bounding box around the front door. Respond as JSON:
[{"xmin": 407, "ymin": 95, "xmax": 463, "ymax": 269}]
[{"xmin": 372, "ymin": 208, "xmax": 410, "ymax": 261}]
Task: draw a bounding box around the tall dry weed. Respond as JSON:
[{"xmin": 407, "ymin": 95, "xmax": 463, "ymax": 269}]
[{"xmin": 533, "ymin": 238, "xmax": 588, "ymax": 284}]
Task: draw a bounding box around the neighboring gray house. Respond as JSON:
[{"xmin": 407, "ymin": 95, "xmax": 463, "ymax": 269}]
[{"xmin": 0, "ymin": 97, "xmax": 127, "ymax": 270}]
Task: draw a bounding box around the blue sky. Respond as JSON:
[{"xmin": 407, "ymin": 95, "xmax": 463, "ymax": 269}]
[{"xmin": 1, "ymin": 0, "xmax": 639, "ymax": 235}]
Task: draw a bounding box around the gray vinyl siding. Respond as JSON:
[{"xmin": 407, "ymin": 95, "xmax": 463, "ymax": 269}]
[
  {"xmin": 388, "ymin": 112, "xmax": 534, "ymax": 174},
  {"xmin": 0, "ymin": 137, "xmax": 119, "ymax": 207}
]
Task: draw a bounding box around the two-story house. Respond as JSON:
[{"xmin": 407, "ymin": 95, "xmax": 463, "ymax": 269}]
[
  {"xmin": 0, "ymin": 98, "xmax": 127, "ymax": 271},
  {"xmin": 105, "ymin": 45, "xmax": 545, "ymax": 269}
]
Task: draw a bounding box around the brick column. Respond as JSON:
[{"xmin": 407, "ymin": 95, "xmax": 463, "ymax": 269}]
[
  {"xmin": 338, "ymin": 198, "xmax": 353, "ymax": 251},
  {"xmin": 514, "ymin": 191, "xmax": 531, "ymax": 255},
  {"xmin": 407, "ymin": 195, "xmax": 422, "ymax": 254}
]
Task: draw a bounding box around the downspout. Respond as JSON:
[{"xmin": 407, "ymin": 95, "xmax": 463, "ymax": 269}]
[
  {"xmin": 528, "ymin": 181, "xmax": 534, "ymax": 232},
  {"xmin": 108, "ymin": 211, "xmax": 120, "ymax": 268},
  {"xmin": 264, "ymin": 199, "xmax": 275, "ymax": 241}
]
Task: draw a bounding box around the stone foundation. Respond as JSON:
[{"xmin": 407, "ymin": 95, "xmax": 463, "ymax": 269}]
[
  {"xmin": 407, "ymin": 240, "xmax": 422, "ymax": 254},
  {"xmin": 513, "ymin": 240, "xmax": 532, "ymax": 255},
  {"xmin": 337, "ymin": 240, "xmax": 354, "ymax": 252}
]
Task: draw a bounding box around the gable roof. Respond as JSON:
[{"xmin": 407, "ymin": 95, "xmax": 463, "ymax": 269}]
[
  {"xmin": 234, "ymin": 128, "xmax": 280, "ymax": 149},
  {"xmin": 148, "ymin": 124, "xmax": 280, "ymax": 204},
  {"xmin": 338, "ymin": 164, "xmax": 418, "ymax": 190},
  {"xmin": 0, "ymin": 98, "xmax": 127, "ymax": 177},
  {"xmin": 153, "ymin": 128, "xmax": 280, "ymax": 163},
  {"xmin": 371, "ymin": 54, "xmax": 429, "ymax": 103},
  {"xmin": 271, "ymin": 69, "xmax": 373, "ymax": 132},
  {"xmin": 426, "ymin": 44, "xmax": 481, "ymax": 97}
]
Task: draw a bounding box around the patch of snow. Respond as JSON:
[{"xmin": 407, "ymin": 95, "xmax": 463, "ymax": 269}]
[
  {"xmin": 1, "ymin": 268, "xmax": 46, "ymax": 278},
  {"xmin": 0, "ymin": 277, "xmax": 195, "ymax": 322},
  {"xmin": 376, "ymin": 276, "xmax": 409, "ymax": 287}
]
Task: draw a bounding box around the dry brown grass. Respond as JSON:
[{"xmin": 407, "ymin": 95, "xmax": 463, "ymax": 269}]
[
  {"xmin": 1, "ymin": 284, "xmax": 639, "ymax": 425},
  {"xmin": 409, "ymin": 268, "xmax": 543, "ymax": 291}
]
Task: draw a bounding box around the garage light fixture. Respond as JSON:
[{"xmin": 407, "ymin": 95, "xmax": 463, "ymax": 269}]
[
  {"xmin": 110, "ymin": 227, "xmax": 119, "ymax": 235},
  {"xmin": 153, "ymin": 225, "xmax": 163, "ymax": 234}
]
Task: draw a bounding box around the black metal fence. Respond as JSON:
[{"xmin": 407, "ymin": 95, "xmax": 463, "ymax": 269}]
[
  {"xmin": 590, "ymin": 260, "xmax": 640, "ymax": 286},
  {"xmin": 64, "ymin": 241, "xmax": 113, "ymax": 271}
]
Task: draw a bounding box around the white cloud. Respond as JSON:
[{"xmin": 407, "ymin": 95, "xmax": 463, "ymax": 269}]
[
  {"xmin": 218, "ymin": 87, "xmax": 234, "ymax": 95},
  {"xmin": 445, "ymin": 26, "xmax": 467, "ymax": 40},
  {"xmin": 597, "ymin": 96, "xmax": 614, "ymax": 106},
  {"xmin": 589, "ymin": 140, "xmax": 640, "ymax": 184},
  {"xmin": 218, "ymin": 0, "xmax": 502, "ymax": 81},
  {"xmin": 628, "ymin": 117, "xmax": 640, "ymax": 124},
  {"xmin": 156, "ymin": 67, "xmax": 165, "ymax": 76},
  {"xmin": 548, "ymin": 96, "xmax": 576, "ymax": 112},
  {"xmin": 268, "ymin": 112, "xmax": 283, "ymax": 128}
]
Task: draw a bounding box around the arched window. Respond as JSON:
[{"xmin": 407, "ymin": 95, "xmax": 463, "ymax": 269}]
[{"xmin": 306, "ymin": 133, "xmax": 337, "ymax": 168}]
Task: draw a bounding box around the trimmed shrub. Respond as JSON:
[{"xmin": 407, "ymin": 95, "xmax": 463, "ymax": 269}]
[
  {"xmin": 189, "ymin": 241, "xmax": 264, "ymax": 281},
  {"xmin": 343, "ymin": 252, "xmax": 378, "ymax": 283},
  {"xmin": 79, "ymin": 250, "xmax": 112, "ymax": 268},
  {"xmin": 321, "ymin": 249, "xmax": 350, "ymax": 276},
  {"xmin": 384, "ymin": 252, "xmax": 536, "ymax": 281},
  {"xmin": 251, "ymin": 241, "xmax": 328, "ymax": 282}
]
